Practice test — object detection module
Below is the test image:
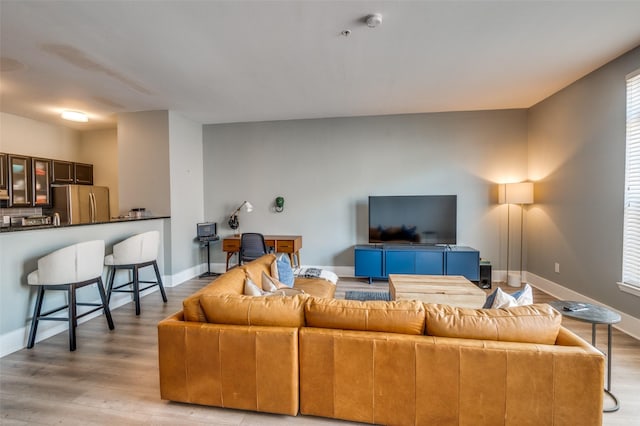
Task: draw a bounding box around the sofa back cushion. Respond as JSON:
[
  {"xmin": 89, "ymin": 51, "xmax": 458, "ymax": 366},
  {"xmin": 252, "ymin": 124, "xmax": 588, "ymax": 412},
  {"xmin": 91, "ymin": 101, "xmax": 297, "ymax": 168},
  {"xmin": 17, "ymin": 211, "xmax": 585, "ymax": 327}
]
[
  {"xmin": 424, "ymin": 303, "xmax": 562, "ymax": 345},
  {"xmin": 200, "ymin": 293, "xmax": 307, "ymax": 327},
  {"xmin": 305, "ymin": 298, "xmax": 425, "ymax": 335},
  {"xmin": 182, "ymin": 267, "xmax": 246, "ymax": 322}
]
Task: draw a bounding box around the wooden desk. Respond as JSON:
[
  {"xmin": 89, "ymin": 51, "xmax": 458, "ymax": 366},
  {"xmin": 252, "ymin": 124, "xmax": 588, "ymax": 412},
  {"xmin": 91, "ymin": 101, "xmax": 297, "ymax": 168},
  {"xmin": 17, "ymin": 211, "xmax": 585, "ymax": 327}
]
[{"xmin": 222, "ymin": 235, "xmax": 302, "ymax": 270}]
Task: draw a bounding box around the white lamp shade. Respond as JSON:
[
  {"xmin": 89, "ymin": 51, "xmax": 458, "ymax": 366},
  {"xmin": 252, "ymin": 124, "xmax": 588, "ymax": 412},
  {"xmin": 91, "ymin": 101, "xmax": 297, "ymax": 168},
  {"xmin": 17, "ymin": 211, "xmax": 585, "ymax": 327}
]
[
  {"xmin": 244, "ymin": 202, "xmax": 254, "ymax": 213},
  {"xmin": 498, "ymin": 182, "xmax": 534, "ymax": 205}
]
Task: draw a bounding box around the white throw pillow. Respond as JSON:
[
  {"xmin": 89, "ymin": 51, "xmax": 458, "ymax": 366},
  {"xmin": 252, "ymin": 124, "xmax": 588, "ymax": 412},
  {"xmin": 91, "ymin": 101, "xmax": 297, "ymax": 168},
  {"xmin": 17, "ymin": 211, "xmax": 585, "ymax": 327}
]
[
  {"xmin": 244, "ymin": 276, "xmax": 265, "ymax": 296},
  {"xmin": 270, "ymin": 260, "xmax": 280, "ymax": 281},
  {"xmin": 262, "ymin": 271, "xmax": 287, "ymax": 292},
  {"xmin": 244, "ymin": 276, "xmax": 285, "ymax": 297},
  {"xmin": 491, "ymin": 284, "xmax": 533, "ymax": 309}
]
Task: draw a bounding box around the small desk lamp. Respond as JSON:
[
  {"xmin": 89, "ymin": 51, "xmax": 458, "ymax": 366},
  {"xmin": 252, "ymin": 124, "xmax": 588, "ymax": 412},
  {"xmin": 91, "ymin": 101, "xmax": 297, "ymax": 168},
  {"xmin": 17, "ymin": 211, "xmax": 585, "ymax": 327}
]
[
  {"xmin": 498, "ymin": 182, "xmax": 534, "ymax": 287},
  {"xmin": 228, "ymin": 201, "xmax": 253, "ymax": 236}
]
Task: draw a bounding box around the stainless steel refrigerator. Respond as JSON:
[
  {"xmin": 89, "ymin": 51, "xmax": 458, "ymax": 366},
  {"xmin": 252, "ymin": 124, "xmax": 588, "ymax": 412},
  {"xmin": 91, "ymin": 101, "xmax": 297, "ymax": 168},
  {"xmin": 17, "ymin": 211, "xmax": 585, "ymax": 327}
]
[{"xmin": 52, "ymin": 185, "xmax": 110, "ymax": 224}]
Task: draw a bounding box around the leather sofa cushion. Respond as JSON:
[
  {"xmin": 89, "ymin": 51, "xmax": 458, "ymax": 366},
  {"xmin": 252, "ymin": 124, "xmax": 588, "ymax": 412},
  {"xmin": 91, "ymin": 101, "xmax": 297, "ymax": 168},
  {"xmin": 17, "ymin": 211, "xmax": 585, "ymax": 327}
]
[
  {"xmin": 200, "ymin": 293, "xmax": 307, "ymax": 327},
  {"xmin": 305, "ymin": 298, "xmax": 425, "ymax": 335},
  {"xmin": 424, "ymin": 303, "xmax": 562, "ymax": 345},
  {"xmin": 183, "ymin": 267, "xmax": 246, "ymax": 322}
]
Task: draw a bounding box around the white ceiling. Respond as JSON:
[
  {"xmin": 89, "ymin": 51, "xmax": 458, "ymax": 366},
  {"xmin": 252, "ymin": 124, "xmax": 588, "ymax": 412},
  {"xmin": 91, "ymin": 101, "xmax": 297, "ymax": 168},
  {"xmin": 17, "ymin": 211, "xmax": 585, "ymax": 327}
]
[{"xmin": 1, "ymin": 1, "xmax": 640, "ymax": 131}]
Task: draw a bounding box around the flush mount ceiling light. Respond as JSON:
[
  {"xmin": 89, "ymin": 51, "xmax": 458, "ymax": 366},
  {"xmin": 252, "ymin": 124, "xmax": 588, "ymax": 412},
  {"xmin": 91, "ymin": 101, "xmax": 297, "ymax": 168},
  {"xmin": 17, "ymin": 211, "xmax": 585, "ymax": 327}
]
[
  {"xmin": 366, "ymin": 13, "xmax": 383, "ymax": 28},
  {"xmin": 61, "ymin": 110, "xmax": 88, "ymax": 122}
]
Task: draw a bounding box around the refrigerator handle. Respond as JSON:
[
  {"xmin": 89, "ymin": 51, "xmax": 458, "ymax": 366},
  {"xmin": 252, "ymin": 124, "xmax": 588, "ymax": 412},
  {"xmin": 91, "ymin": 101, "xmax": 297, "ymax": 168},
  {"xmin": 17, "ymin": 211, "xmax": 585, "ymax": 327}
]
[
  {"xmin": 93, "ymin": 192, "xmax": 97, "ymax": 222},
  {"xmin": 89, "ymin": 192, "xmax": 96, "ymax": 222}
]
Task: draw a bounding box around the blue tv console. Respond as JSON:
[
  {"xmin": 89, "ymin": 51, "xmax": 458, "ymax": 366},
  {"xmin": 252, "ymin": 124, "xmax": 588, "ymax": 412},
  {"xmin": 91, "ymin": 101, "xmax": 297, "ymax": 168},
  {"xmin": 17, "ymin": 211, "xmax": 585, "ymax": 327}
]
[{"xmin": 354, "ymin": 244, "xmax": 480, "ymax": 284}]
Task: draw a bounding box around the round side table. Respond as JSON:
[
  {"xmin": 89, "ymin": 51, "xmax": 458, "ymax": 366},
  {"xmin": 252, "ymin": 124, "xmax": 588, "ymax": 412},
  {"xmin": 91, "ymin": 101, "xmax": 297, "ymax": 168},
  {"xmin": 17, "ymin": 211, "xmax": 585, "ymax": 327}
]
[{"xmin": 549, "ymin": 300, "xmax": 621, "ymax": 413}]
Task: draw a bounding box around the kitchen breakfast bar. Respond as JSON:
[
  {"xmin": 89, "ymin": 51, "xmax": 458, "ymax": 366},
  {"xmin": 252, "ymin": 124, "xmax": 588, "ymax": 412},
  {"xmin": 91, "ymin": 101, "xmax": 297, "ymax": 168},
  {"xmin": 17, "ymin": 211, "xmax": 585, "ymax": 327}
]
[{"xmin": 0, "ymin": 216, "xmax": 170, "ymax": 356}]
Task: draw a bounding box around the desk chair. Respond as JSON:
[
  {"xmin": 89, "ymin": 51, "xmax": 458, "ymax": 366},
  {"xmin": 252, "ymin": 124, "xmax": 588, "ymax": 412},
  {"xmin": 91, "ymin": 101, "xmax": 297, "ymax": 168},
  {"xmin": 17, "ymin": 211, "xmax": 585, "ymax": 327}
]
[
  {"xmin": 105, "ymin": 230, "xmax": 167, "ymax": 315},
  {"xmin": 240, "ymin": 233, "xmax": 268, "ymax": 264},
  {"xmin": 27, "ymin": 240, "xmax": 114, "ymax": 351}
]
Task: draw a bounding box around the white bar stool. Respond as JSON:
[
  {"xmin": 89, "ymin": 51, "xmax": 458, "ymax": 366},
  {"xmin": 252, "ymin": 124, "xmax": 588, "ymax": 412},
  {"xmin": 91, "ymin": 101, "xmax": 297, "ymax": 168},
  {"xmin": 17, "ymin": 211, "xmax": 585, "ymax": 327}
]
[
  {"xmin": 104, "ymin": 230, "xmax": 167, "ymax": 315},
  {"xmin": 27, "ymin": 240, "xmax": 114, "ymax": 351}
]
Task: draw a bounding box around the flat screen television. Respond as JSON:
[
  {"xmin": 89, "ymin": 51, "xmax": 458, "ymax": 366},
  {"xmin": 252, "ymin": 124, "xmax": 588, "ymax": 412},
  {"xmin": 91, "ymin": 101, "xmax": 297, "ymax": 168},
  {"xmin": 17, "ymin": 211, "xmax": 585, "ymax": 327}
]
[{"xmin": 368, "ymin": 195, "xmax": 457, "ymax": 245}]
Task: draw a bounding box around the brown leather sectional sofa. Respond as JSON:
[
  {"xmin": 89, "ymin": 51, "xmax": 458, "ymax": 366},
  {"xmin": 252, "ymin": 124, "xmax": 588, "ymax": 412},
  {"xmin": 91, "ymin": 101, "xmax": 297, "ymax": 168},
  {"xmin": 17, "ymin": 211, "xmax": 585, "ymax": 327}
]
[{"xmin": 158, "ymin": 254, "xmax": 605, "ymax": 425}]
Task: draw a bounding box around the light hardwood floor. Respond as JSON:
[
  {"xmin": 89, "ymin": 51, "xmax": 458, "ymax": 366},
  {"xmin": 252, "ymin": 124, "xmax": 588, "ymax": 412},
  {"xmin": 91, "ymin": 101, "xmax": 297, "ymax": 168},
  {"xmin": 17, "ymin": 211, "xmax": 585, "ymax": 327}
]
[{"xmin": 1, "ymin": 277, "xmax": 638, "ymax": 425}]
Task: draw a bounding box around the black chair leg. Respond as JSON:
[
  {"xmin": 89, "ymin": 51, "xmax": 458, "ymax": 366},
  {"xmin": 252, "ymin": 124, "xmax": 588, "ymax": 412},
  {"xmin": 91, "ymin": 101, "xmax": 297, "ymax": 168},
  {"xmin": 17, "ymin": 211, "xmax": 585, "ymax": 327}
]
[
  {"xmin": 96, "ymin": 277, "xmax": 115, "ymax": 330},
  {"xmin": 27, "ymin": 286, "xmax": 45, "ymax": 349},
  {"xmin": 133, "ymin": 266, "xmax": 141, "ymax": 316},
  {"xmin": 68, "ymin": 284, "xmax": 77, "ymax": 351},
  {"xmin": 153, "ymin": 261, "xmax": 167, "ymax": 303},
  {"xmin": 106, "ymin": 266, "xmax": 116, "ymax": 304}
]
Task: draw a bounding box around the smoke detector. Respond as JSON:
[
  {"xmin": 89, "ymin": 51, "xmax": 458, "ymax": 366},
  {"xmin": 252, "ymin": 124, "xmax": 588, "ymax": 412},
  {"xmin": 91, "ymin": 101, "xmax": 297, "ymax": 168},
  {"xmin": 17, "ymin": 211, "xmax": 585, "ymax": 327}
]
[{"xmin": 366, "ymin": 13, "xmax": 383, "ymax": 28}]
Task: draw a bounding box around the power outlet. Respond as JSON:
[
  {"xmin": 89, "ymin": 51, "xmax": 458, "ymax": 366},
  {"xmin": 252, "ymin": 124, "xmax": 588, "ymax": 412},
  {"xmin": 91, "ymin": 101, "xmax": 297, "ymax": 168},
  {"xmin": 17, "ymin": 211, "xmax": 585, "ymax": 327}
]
[{"xmin": 554, "ymin": 262, "xmax": 560, "ymax": 274}]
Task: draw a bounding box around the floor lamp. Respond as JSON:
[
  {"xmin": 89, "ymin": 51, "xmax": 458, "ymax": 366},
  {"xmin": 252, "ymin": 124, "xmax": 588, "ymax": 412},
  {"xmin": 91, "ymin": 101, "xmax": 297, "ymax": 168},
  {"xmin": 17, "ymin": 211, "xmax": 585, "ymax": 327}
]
[{"xmin": 498, "ymin": 182, "xmax": 534, "ymax": 287}]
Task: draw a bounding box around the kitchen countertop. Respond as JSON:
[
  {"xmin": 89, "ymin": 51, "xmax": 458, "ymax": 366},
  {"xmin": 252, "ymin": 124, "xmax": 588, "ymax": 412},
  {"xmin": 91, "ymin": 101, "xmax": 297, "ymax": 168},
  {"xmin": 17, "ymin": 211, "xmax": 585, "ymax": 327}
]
[{"xmin": 0, "ymin": 216, "xmax": 170, "ymax": 233}]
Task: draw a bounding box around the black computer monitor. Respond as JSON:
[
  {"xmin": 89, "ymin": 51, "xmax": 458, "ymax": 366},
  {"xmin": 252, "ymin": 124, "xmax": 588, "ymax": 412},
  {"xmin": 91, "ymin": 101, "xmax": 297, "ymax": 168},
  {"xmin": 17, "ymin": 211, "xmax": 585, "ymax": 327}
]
[{"xmin": 196, "ymin": 222, "xmax": 217, "ymax": 239}]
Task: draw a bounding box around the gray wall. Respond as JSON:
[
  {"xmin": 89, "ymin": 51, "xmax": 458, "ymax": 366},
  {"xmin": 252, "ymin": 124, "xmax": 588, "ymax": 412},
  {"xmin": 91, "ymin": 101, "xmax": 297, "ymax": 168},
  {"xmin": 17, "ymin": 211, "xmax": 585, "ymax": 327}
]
[
  {"xmin": 203, "ymin": 110, "xmax": 529, "ymax": 269},
  {"xmin": 527, "ymin": 46, "xmax": 640, "ymax": 318},
  {"xmin": 117, "ymin": 110, "xmax": 171, "ymax": 217},
  {"xmin": 168, "ymin": 111, "xmax": 205, "ymax": 275},
  {"xmin": 117, "ymin": 110, "xmax": 205, "ymax": 279}
]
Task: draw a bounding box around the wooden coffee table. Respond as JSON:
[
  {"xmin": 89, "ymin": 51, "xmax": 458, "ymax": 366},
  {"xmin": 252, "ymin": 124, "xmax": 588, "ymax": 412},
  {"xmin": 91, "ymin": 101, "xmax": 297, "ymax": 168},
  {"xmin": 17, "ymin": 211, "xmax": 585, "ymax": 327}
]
[{"xmin": 388, "ymin": 274, "xmax": 486, "ymax": 308}]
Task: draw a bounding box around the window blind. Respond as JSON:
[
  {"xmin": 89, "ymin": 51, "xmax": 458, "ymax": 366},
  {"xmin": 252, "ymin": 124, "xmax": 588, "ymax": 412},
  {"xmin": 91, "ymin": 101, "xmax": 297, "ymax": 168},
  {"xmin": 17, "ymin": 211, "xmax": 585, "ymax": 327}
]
[{"xmin": 622, "ymin": 69, "xmax": 640, "ymax": 287}]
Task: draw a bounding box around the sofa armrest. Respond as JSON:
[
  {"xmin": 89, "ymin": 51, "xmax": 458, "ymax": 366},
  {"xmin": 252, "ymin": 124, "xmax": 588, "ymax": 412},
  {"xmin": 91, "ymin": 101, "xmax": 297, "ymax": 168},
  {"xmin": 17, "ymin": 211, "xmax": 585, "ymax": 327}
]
[
  {"xmin": 555, "ymin": 326, "xmax": 601, "ymax": 352},
  {"xmin": 158, "ymin": 312, "xmax": 300, "ymax": 415},
  {"xmin": 294, "ymin": 277, "xmax": 336, "ymax": 298},
  {"xmin": 182, "ymin": 267, "xmax": 247, "ymax": 322}
]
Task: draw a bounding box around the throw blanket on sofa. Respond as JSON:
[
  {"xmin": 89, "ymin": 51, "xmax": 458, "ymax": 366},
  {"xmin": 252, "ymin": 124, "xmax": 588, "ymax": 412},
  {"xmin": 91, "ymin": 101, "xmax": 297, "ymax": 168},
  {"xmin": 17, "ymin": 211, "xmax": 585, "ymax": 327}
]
[{"xmin": 293, "ymin": 267, "xmax": 338, "ymax": 285}]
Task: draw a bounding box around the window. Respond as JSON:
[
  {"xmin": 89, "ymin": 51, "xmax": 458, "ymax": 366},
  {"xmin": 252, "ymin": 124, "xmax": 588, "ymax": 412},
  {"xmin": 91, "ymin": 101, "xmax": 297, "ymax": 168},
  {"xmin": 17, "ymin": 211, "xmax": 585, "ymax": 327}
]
[{"xmin": 621, "ymin": 69, "xmax": 640, "ymax": 296}]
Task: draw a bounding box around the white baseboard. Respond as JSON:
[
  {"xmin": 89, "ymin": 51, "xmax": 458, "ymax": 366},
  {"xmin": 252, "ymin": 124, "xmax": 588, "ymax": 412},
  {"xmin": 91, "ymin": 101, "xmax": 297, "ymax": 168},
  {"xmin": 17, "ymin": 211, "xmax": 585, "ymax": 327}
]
[
  {"xmin": 0, "ymin": 268, "xmax": 199, "ymax": 358},
  {"xmin": 0, "ymin": 290, "xmax": 144, "ymax": 358},
  {"xmin": 332, "ymin": 266, "xmax": 356, "ymax": 277},
  {"xmin": 209, "ymin": 262, "xmax": 229, "ymax": 274},
  {"xmin": 165, "ymin": 265, "xmax": 202, "ymax": 287},
  {"xmin": 527, "ymin": 271, "xmax": 640, "ymax": 341}
]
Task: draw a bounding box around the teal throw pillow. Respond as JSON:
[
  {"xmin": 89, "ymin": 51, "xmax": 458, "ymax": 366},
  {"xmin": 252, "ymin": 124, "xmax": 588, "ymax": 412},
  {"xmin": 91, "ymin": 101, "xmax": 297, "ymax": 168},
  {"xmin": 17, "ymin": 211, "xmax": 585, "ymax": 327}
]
[{"xmin": 276, "ymin": 254, "xmax": 294, "ymax": 287}]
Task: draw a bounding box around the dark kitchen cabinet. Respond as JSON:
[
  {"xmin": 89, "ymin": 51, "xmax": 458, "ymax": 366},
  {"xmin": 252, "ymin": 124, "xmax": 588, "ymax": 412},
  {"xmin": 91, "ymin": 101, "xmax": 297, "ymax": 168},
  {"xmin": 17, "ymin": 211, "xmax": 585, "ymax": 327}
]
[
  {"xmin": 0, "ymin": 153, "xmax": 7, "ymax": 205},
  {"xmin": 32, "ymin": 157, "xmax": 52, "ymax": 206},
  {"xmin": 74, "ymin": 163, "xmax": 93, "ymax": 185},
  {"xmin": 52, "ymin": 160, "xmax": 74, "ymax": 184},
  {"xmin": 0, "ymin": 153, "xmax": 6, "ymax": 191},
  {"xmin": 8, "ymin": 155, "xmax": 31, "ymax": 206},
  {"xmin": 52, "ymin": 160, "xmax": 93, "ymax": 185},
  {"xmin": 5, "ymin": 155, "xmax": 94, "ymax": 206}
]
